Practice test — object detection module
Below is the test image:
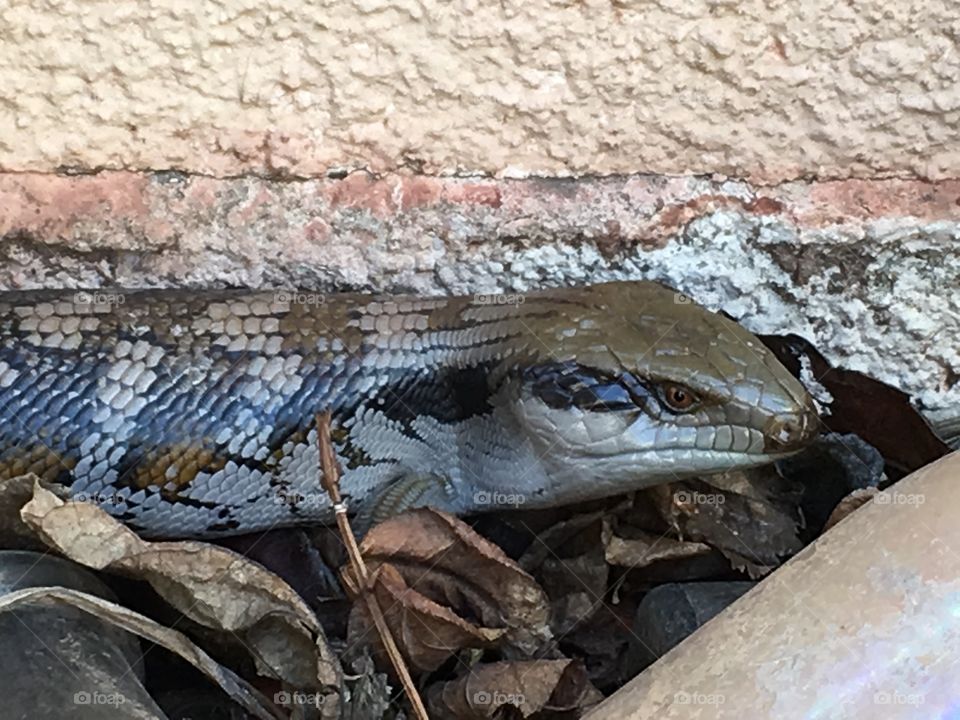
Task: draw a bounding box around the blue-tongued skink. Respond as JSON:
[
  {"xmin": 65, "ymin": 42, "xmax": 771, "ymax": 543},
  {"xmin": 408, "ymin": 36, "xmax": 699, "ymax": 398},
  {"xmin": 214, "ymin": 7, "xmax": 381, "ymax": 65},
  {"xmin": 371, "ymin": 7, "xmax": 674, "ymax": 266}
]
[{"xmin": 0, "ymin": 281, "xmax": 818, "ymax": 537}]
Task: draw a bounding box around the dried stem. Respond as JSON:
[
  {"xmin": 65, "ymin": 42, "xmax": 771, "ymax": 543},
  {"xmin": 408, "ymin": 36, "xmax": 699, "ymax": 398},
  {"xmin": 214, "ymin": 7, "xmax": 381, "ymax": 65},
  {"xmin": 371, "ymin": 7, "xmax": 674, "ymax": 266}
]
[{"xmin": 315, "ymin": 411, "xmax": 429, "ymax": 720}]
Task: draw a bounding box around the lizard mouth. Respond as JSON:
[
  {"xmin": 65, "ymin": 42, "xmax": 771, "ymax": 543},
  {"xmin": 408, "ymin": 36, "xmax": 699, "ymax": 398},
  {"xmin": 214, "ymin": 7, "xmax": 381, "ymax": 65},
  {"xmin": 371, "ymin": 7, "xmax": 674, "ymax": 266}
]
[{"xmin": 620, "ymin": 412, "xmax": 819, "ymax": 461}]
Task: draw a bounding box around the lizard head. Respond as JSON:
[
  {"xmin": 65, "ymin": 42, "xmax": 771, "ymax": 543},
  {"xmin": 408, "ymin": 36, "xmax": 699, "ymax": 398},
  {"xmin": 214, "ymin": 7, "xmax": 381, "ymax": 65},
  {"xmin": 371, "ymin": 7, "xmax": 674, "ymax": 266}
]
[{"xmin": 499, "ymin": 281, "xmax": 819, "ymax": 505}]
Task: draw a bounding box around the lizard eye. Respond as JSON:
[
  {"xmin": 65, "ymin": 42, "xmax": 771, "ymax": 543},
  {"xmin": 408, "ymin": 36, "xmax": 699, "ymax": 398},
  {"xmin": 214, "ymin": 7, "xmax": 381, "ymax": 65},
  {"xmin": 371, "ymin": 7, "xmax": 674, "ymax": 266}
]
[{"xmin": 661, "ymin": 383, "xmax": 700, "ymax": 412}]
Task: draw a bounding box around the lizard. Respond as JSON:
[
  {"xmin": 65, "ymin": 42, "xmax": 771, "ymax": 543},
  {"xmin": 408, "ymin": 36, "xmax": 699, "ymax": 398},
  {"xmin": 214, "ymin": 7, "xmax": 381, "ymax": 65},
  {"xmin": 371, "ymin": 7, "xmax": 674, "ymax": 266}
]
[{"xmin": 0, "ymin": 281, "xmax": 818, "ymax": 538}]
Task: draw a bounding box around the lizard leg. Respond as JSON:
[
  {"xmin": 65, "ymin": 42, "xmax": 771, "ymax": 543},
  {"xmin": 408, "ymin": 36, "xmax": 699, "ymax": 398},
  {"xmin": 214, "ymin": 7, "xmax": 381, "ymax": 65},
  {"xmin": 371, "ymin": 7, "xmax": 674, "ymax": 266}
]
[{"xmin": 356, "ymin": 472, "xmax": 456, "ymax": 531}]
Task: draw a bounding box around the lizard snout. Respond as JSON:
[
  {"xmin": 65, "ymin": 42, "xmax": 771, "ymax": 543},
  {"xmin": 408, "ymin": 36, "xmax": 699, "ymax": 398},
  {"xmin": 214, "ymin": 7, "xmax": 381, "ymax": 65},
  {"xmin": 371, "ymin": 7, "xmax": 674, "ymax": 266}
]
[{"xmin": 763, "ymin": 398, "xmax": 819, "ymax": 454}]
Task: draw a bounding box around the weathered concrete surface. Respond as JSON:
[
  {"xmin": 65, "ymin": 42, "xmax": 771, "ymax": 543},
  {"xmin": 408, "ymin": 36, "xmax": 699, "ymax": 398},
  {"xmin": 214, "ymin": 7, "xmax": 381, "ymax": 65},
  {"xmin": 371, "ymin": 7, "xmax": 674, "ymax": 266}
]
[
  {"xmin": 0, "ymin": 172, "xmax": 957, "ymax": 420},
  {"xmin": 2, "ymin": 0, "xmax": 960, "ymax": 180}
]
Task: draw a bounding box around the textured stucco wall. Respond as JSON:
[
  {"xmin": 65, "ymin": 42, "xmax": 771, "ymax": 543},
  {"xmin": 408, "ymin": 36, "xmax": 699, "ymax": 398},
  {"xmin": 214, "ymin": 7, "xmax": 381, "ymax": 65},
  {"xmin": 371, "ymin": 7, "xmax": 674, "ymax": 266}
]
[{"xmin": 2, "ymin": 0, "xmax": 960, "ymax": 180}]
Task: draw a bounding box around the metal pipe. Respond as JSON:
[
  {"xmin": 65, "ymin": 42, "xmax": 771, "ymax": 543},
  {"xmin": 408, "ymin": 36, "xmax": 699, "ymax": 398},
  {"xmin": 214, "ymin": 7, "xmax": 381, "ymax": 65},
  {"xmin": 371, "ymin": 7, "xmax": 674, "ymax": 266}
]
[{"xmin": 588, "ymin": 451, "xmax": 960, "ymax": 720}]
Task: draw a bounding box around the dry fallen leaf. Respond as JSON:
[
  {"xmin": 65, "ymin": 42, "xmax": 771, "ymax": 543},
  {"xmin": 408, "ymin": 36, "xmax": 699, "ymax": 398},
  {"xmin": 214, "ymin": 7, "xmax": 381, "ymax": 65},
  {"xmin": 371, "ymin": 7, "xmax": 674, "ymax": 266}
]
[
  {"xmin": 343, "ymin": 508, "xmax": 552, "ymax": 667},
  {"xmin": 601, "ymin": 520, "xmax": 713, "ymax": 568},
  {"xmin": 0, "ymin": 474, "xmax": 66, "ymax": 548},
  {"xmin": 427, "ymin": 659, "xmax": 602, "ymax": 719},
  {"xmin": 19, "ymin": 482, "xmax": 341, "ymax": 711},
  {"xmin": 517, "ymin": 511, "xmax": 610, "ymax": 575},
  {"xmin": 340, "ymin": 649, "xmax": 393, "ymax": 720},
  {"xmin": 760, "ymin": 333, "xmax": 949, "ymax": 475},
  {"xmin": 823, "ymin": 487, "xmax": 879, "ymax": 531},
  {"xmin": 539, "ymin": 547, "xmax": 609, "ymax": 635},
  {"xmin": 647, "ymin": 470, "xmax": 805, "ymax": 578},
  {"xmin": 348, "ymin": 562, "xmax": 505, "ymax": 672},
  {"xmin": 0, "ymin": 585, "xmax": 284, "ymax": 720}
]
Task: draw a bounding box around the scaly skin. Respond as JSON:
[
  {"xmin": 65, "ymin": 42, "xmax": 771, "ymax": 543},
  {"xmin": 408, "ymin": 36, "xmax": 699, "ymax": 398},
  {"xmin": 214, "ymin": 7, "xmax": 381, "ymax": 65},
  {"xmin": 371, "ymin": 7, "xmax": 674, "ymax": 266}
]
[{"xmin": 0, "ymin": 282, "xmax": 818, "ymax": 537}]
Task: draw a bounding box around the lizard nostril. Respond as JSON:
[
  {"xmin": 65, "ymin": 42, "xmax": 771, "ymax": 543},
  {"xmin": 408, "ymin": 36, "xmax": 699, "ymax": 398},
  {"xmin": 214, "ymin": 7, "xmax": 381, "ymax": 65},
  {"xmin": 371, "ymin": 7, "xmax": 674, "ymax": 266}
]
[{"xmin": 764, "ymin": 405, "xmax": 819, "ymax": 453}]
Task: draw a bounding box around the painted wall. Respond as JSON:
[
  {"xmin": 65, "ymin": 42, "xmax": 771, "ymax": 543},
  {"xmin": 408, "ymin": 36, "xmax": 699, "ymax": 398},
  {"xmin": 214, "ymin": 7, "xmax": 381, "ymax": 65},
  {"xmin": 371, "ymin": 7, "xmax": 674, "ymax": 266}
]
[{"xmin": 2, "ymin": 0, "xmax": 959, "ymax": 180}]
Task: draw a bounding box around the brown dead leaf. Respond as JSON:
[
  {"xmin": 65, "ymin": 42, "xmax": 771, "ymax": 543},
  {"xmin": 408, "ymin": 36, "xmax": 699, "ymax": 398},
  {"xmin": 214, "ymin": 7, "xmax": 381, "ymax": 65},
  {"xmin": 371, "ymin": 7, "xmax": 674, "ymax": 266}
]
[
  {"xmin": 348, "ymin": 563, "xmax": 505, "ymax": 672},
  {"xmin": 427, "ymin": 659, "xmax": 602, "ymax": 719},
  {"xmin": 823, "ymin": 487, "xmax": 879, "ymax": 531},
  {"xmin": 647, "ymin": 470, "xmax": 804, "ymax": 578},
  {"xmin": 517, "ymin": 511, "xmax": 610, "ymax": 575},
  {"xmin": 19, "ymin": 482, "xmax": 341, "ymax": 709},
  {"xmin": 601, "ymin": 519, "xmax": 712, "ymax": 568},
  {"xmin": 0, "ymin": 474, "xmax": 66, "ymax": 548},
  {"xmin": 556, "ymin": 603, "xmax": 640, "ymax": 692},
  {"xmin": 345, "ymin": 508, "xmax": 552, "ymax": 661},
  {"xmin": 760, "ymin": 333, "xmax": 949, "ymax": 475},
  {"xmin": 539, "ymin": 547, "xmax": 609, "ymax": 635}
]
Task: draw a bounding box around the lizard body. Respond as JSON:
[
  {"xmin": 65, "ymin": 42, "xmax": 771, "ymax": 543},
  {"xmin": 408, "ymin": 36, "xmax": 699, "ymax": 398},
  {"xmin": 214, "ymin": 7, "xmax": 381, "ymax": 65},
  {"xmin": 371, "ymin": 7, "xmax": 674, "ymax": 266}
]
[{"xmin": 0, "ymin": 282, "xmax": 817, "ymax": 537}]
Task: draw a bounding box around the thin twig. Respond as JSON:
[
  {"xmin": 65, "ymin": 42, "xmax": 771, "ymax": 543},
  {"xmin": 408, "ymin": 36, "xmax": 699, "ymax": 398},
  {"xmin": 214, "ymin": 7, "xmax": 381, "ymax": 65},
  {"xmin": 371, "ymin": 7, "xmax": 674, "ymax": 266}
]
[{"xmin": 315, "ymin": 411, "xmax": 429, "ymax": 720}]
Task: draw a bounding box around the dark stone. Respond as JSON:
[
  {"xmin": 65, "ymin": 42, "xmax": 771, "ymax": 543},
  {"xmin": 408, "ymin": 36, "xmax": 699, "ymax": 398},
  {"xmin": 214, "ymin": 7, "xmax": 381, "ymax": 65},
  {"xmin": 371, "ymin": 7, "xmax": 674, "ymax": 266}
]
[
  {"xmin": 0, "ymin": 550, "xmax": 166, "ymax": 719},
  {"xmin": 629, "ymin": 581, "xmax": 756, "ymax": 671},
  {"xmin": 776, "ymin": 431, "xmax": 885, "ymax": 535}
]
